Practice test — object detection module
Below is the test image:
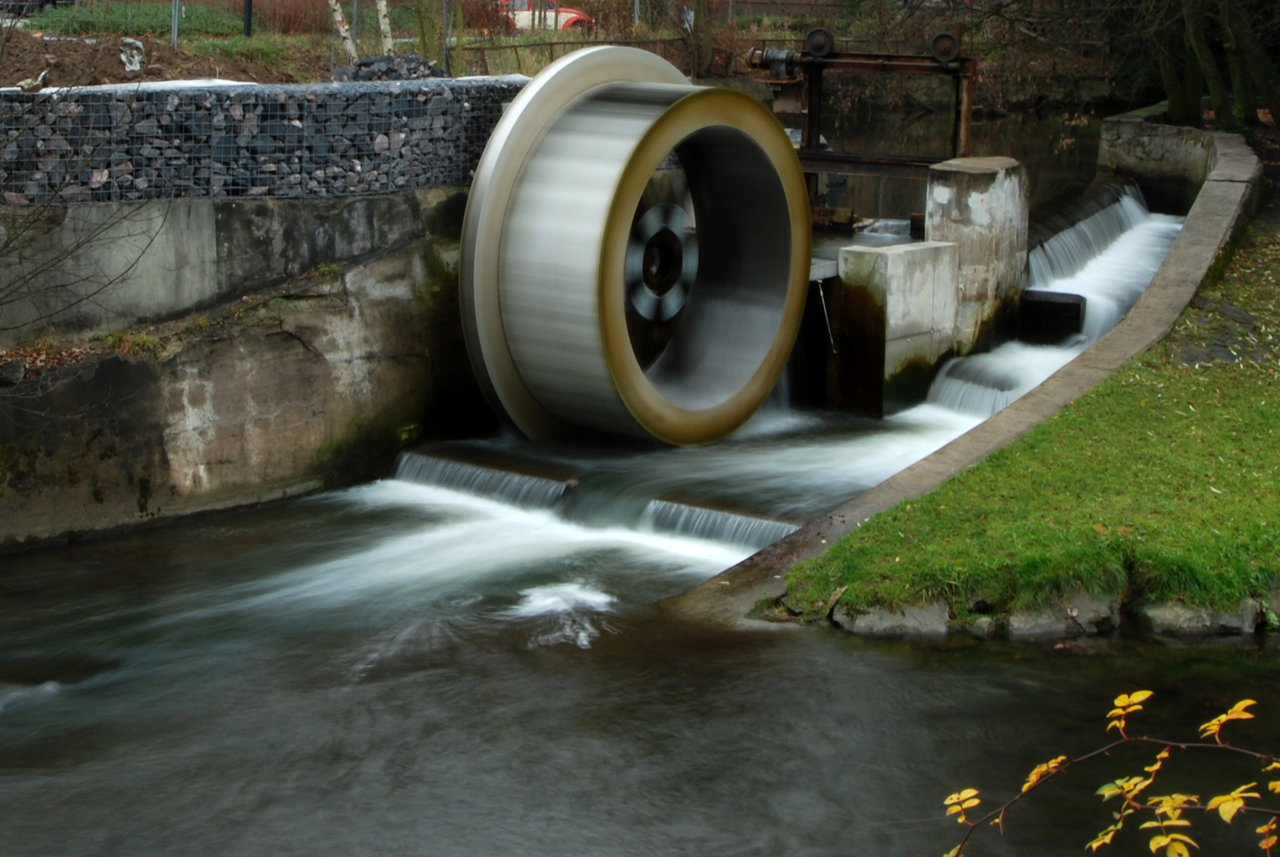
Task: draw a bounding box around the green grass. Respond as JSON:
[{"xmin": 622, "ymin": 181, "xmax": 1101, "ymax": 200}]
[
  {"xmin": 787, "ymin": 212, "xmax": 1280, "ymax": 620},
  {"xmin": 29, "ymin": 2, "xmax": 244, "ymax": 37},
  {"xmin": 186, "ymin": 33, "xmax": 295, "ymax": 67}
]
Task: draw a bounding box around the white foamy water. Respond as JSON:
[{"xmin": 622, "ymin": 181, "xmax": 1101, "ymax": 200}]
[
  {"xmin": 1031, "ymin": 212, "xmax": 1183, "ymax": 341},
  {"xmin": 507, "ymin": 582, "xmax": 616, "ymax": 617},
  {"xmin": 930, "ymin": 198, "xmax": 1182, "ymax": 418},
  {"xmin": 505, "ymin": 583, "xmax": 618, "ymax": 648},
  {"xmin": 1029, "ymin": 191, "xmax": 1151, "ymax": 287},
  {"xmin": 145, "ymin": 481, "xmax": 748, "ymax": 629}
]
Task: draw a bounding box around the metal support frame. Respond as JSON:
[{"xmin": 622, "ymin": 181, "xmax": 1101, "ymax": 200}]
[{"xmin": 749, "ymin": 40, "xmax": 976, "ymax": 190}]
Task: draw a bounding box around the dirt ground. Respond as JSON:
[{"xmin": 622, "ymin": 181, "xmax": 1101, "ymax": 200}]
[{"xmin": 0, "ymin": 26, "xmax": 307, "ymax": 87}]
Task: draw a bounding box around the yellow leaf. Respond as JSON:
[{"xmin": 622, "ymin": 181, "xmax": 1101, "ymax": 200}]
[
  {"xmin": 1261, "ymin": 836, "xmax": 1278, "ymax": 850},
  {"xmin": 1167, "ymin": 842, "xmax": 1192, "ymax": 857},
  {"xmin": 1229, "ymin": 700, "xmax": 1258, "ymax": 715},
  {"xmin": 1269, "ymin": 781, "xmax": 1280, "ymax": 794},
  {"xmin": 1108, "ymin": 708, "xmax": 1127, "ymax": 719},
  {"xmin": 944, "ymin": 788, "xmax": 979, "ymax": 805},
  {"xmin": 1087, "ymin": 829, "xmax": 1118, "ymax": 851},
  {"xmin": 1149, "ymin": 835, "xmax": 1170, "ymax": 852},
  {"xmin": 943, "ymin": 847, "xmax": 961, "ymax": 857},
  {"xmin": 946, "ymin": 806, "xmax": 962, "ymax": 817},
  {"xmin": 1257, "ymin": 820, "xmax": 1277, "ymax": 835},
  {"xmin": 1125, "ymin": 704, "xmax": 1146, "ymax": 715},
  {"xmin": 1166, "ymin": 834, "xmax": 1197, "ymax": 846},
  {"xmin": 1263, "ymin": 762, "xmax": 1280, "ymax": 772},
  {"xmin": 961, "ymin": 798, "xmax": 980, "ymax": 810},
  {"xmin": 1130, "ymin": 691, "xmax": 1154, "ymax": 704},
  {"xmin": 1209, "ymin": 797, "xmax": 1244, "ymax": 823},
  {"xmin": 1141, "ymin": 821, "xmax": 1162, "ymax": 829}
]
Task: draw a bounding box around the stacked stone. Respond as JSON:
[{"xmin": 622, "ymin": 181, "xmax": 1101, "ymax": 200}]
[
  {"xmin": 332, "ymin": 54, "xmax": 449, "ymax": 82},
  {"xmin": 0, "ymin": 77, "xmax": 526, "ymax": 206}
]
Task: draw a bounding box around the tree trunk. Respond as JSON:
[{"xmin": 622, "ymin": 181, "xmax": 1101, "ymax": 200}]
[
  {"xmin": 375, "ymin": 0, "xmax": 395, "ymax": 54},
  {"xmin": 691, "ymin": 0, "xmax": 713, "ymax": 77},
  {"xmin": 1225, "ymin": 38, "xmax": 1260, "ymax": 124},
  {"xmin": 328, "ymin": 0, "xmax": 360, "ymax": 63},
  {"xmin": 1184, "ymin": 0, "xmax": 1235, "ymax": 129},
  {"xmin": 1221, "ymin": 0, "xmax": 1280, "ymax": 123},
  {"xmin": 1155, "ymin": 24, "xmax": 1203, "ymax": 127}
]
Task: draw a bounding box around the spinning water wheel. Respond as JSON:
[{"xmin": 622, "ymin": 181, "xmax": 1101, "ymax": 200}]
[{"xmin": 460, "ymin": 47, "xmax": 810, "ymax": 445}]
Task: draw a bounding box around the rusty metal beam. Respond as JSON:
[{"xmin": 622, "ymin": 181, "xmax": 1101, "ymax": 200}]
[{"xmin": 797, "ymin": 151, "xmax": 940, "ymax": 178}]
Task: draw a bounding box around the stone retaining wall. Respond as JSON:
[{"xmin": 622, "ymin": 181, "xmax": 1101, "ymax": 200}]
[{"xmin": 0, "ymin": 76, "xmax": 526, "ymax": 206}]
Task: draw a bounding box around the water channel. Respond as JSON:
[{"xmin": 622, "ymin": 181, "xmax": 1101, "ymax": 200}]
[{"xmin": 2, "ymin": 114, "xmax": 1274, "ymax": 856}]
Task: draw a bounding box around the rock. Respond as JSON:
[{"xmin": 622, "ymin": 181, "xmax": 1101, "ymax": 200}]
[
  {"xmin": 332, "ymin": 55, "xmax": 447, "ymax": 82},
  {"xmin": 1065, "ymin": 591, "xmax": 1120, "ymax": 635},
  {"xmin": 1217, "ymin": 302, "xmax": 1257, "ymax": 326},
  {"xmin": 1009, "ymin": 592, "xmax": 1119, "ymax": 640},
  {"xmin": 0, "ymin": 360, "xmax": 24, "ymax": 386},
  {"xmin": 1133, "ymin": 599, "xmax": 1263, "ymax": 637},
  {"xmin": 1178, "ymin": 345, "xmax": 1215, "ymax": 366},
  {"xmin": 831, "ymin": 601, "xmax": 950, "ymax": 637},
  {"xmin": 968, "ymin": 616, "xmax": 996, "ymax": 639},
  {"xmin": 1009, "ymin": 608, "xmax": 1077, "ymax": 640}
]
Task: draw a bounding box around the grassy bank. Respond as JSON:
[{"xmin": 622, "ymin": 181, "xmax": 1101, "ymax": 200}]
[{"xmin": 787, "ymin": 197, "xmax": 1280, "ymax": 622}]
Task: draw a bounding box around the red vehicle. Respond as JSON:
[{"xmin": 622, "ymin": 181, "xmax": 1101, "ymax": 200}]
[{"xmin": 501, "ymin": 0, "xmax": 595, "ymax": 32}]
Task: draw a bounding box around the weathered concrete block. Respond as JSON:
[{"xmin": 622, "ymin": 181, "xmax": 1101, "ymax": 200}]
[
  {"xmin": 926, "ymin": 157, "xmax": 1028, "ymax": 352},
  {"xmin": 831, "ymin": 601, "xmax": 950, "ymax": 637},
  {"xmin": 1134, "ymin": 599, "xmax": 1262, "ymax": 637},
  {"xmin": 831, "ymin": 241, "xmax": 959, "ymax": 415}
]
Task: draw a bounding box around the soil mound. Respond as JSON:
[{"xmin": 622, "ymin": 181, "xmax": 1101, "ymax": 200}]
[{"xmin": 0, "ymin": 28, "xmax": 300, "ymax": 88}]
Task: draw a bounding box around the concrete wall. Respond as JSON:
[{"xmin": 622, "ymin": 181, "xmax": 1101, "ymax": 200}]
[
  {"xmin": 2, "ymin": 187, "xmax": 467, "ymax": 343},
  {"xmin": 1096, "ymin": 106, "xmax": 1212, "ymax": 213},
  {"xmin": 0, "ymin": 198, "xmax": 490, "ymax": 548}
]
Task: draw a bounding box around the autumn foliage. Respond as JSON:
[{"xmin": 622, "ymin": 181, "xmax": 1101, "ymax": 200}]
[{"xmin": 944, "ymin": 692, "xmax": 1280, "ymax": 857}]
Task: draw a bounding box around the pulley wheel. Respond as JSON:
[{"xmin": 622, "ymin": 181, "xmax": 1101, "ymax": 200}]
[{"xmin": 460, "ymin": 47, "xmax": 810, "ymax": 445}]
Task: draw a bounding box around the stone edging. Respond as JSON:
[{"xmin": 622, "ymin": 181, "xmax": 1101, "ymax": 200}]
[{"xmin": 660, "ymin": 119, "xmax": 1265, "ymax": 630}]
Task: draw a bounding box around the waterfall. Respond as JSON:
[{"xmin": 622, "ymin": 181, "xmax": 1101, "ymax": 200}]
[
  {"xmin": 1028, "ymin": 186, "xmax": 1149, "ymax": 288},
  {"xmin": 928, "ymin": 192, "xmax": 1182, "ymax": 419},
  {"xmin": 640, "ymin": 497, "xmax": 800, "ymax": 549},
  {"xmin": 395, "ymin": 452, "xmax": 576, "ymax": 510}
]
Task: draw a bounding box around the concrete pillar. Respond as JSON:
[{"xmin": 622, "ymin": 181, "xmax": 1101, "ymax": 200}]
[
  {"xmin": 926, "ymin": 156, "xmax": 1029, "ymax": 353},
  {"xmin": 827, "ymin": 241, "xmax": 959, "ymax": 416}
]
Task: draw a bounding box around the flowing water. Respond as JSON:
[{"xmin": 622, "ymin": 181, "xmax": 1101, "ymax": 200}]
[{"xmin": 4, "ymin": 188, "xmax": 1261, "ymax": 857}]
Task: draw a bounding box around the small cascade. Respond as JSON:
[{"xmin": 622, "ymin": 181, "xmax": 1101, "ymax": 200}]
[
  {"xmin": 926, "ymin": 343, "xmax": 1081, "ymax": 418},
  {"xmin": 395, "ymin": 451, "xmax": 578, "ymax": 510},
  {"xmin": 640, "ymin": 495, "xmax": 800, "ymax": 549},
  {"xmin": 1029, "ymin": 186, "xmax": 1149, "ymax": 288}
]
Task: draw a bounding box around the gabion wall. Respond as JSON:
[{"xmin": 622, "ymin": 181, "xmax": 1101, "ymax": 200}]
[{"xmin": 0, "ymin": 76, "xmax": 527, "ymax": 205}]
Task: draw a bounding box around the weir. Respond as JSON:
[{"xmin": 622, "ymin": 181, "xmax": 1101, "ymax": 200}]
[{"xmin": 0, "ymin": 45, "xmax": 1190, "ymax": 557}]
